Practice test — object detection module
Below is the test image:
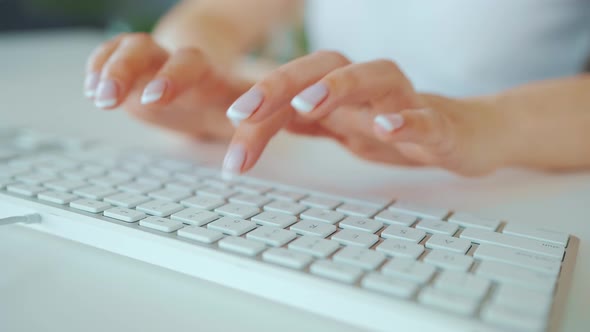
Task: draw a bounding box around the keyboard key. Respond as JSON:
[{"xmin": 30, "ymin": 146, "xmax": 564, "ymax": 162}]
[
  {"xmin": 416, "ymin": 219, "xmax": 458, "ymax": 236},
  {"xmin": 388, "ymin": 201, "xmax": 450, "ymax": 220},
  {"xmin": 310, "ymin": 260, "xmax": 363, "ymax": 284},
  {"xmin": 331, "ymin": 229, "xmax": 379, "ymax": 248},
  {"xmin": 139, "ymin": 216, "xmax": 184, "ymax": 233},
  {"xmin": 475, "ymin": 260, "xmax": 556, "ymax": 293},
  {"xmin": 246, "ymin": 226, "xmax": 297, "ymax": 247},
  {"xmin": 447, "ymin": 212, "xmax": 500, "ymax": 231},
  {"xmin": 219, "ymin": 237, "xmax": 266, "ymax": 256},
  {"xmin": 288, "ymin": 236, "xmax": 340, "ymax": 258},
  {"xmin": 481, "ymin": 304, "xmax": 546, "ymax": 332},
  {"xmin": 373, "ymin": 210, "xmax": 417, "ymax": 227},
  {"xmin": 165, "ymin": 180, "xmax": 202, "ymax": 192},
  {"xmin": 207, "ymin": 216, "xmax": 257, "ymax": 236},
  {"xmin": 502, "ymin": 223, "xmax": 569, "ymax": 246},
  {"xmin": 177, "ymin": 226, "xmax": 224, "ymax": 244},
  {"xmin": 70, "ymin": 199, "xmax": 112, "ymax": 213},
  {"xmin": 474, "ymin": 244, "xmax": 561, "ymax": 276},
  {"xmin": 460, "ymin": 227, "xmax": 565, "ymax": 259},
  {"xmin": 424, "ymin": 250, "xmax": 474, "ymax": 272},
  {"xmin": 333, "ymin": 246, "xmax": 386, "ymax": 270},
  {"xmin": 381, "ymin": 225, "xmax": 426, "ymax": 243},
  {"xmin": 300, "ymin": 208, "xmax": 344, "ymax": 224},
  {"xmin": 376, "ymin": 239, "xmax": 424, "ymax": 259},
  {"xmin": 233, "ymin": 183, "xmax": 272, "ymax": 195},
  {"xmin": 262, "ymin": 248, "xmax": 314, "ymax": 269},
  {"xmin": 434, "ymin": 271, "xmax": 490, "ymax": 299},
  {"xmin": 418, "ymin": 287, "xmax": 479, "ymax": 316},
  {"xmin": 361, "ymin": 273, "xmax": 419, "ymax": 299},
  {"xmin": 492, "ymin": 284, "xmax": 552, "ymax": 317},
  {"xmin": 148, "ymin": 188, "xmax": 191, "ymax": 202},
  {"xmin": 425, "ymin": 234, "xmax": 472, "ymax": 254},
  {"xmin": 214, "ymin": 203, "xmax": 260, "ymax": 219},
  {"xmin": 228, "ymin": 193, "xmax": 272, "ymax": 207},
  {"xmin": 73, "ymin": 185, "xmax": 118, "ymax": 199},
  {"xmin": 89, "ymin": 175, "xmax": 130, "ymax": 187},
  {"xmin": 197, "ymin": 186, "xmax": 237, "ymax": 199},
  {"xmin": 300, "ymin": 196, "xmax": 342, "ymax": 209},
  {"xmin": 291, "ymin": 220, "xmax": 337, "ymax": 238},
  {"xmin": 263, "ymin": 201, "xmax": 308, "ymax": 215},
  {"xmin": 118, "ymin": 181, "xmax": 161, "ymax": 194},
  {"xmin": 265, "ymin": 189, "xmax": 306, "ymax": 202},
  {"xmin": 171, "ymin": 208, "xmax": 219, "ymax": 226},
  {"xmin": 136, "ymin": 200, "xmax": 184, "ymax": 217},
  {"xmin": 104, "ymin": 192, "xmax": 150, "ymax": 208},
  {"xmin": 44, "ymin": 179, "xmax": 87, "ymax": 192},
  {"xmin": 339, "ymin": 217, "xmax": 383, "ymax": 233},
  {"xmin": 336, "ymin": 203, "xmax": 380, "ymax": 218},
  {"xmin": 104, "ymin": 207, "xmax": 146, "ymax": 223},
  {"xmin": 251, "ymin": 211, "xmax": 298, "ymax": 228},
  {"xmin": 381, "ymin": 259, "xmax": 436, "ymax": 284},
  {"xmin": 16, "ymin": 172, "xmax": 56, "ymax": 185},
  {"xmin": 37, "ymin": 191, "xmax": 78, "ymax": 204},
  {"xmin": 0, "ymin": 177, "xmax": 16, "ymax": 189},
  {"xmin": 181, "ymin": 195, "xmax": 225, "ymax": 210}
]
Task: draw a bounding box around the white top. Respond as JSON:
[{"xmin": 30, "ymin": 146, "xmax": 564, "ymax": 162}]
[{"xmin": 305, "ymin": 0, "xmax": 590, "ymax": 97}]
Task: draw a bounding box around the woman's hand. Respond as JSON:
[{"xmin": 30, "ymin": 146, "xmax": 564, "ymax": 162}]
[
  {"xmin": 84, "ymin": 33, "xmax": 251, "ymax": 140},
  {"xmin": 222, "ymin": 51, "xmax": 517, "ymax": 177}
]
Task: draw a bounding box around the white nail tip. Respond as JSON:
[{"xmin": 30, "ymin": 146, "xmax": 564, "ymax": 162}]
[
  {"xmin": 140, "ymin": 92, "xmax": 162, "ymax": 105},
  {"xmin": 226, "ymin": 107, "xmax": 252, "ymax": 122},
  {"xmin": 94, "ymin": 98, "xmax": 117, "ymax": 109},
  {"xmin": 290, "ymin": 96, "xmax": 315, "ymax": 113},
  {"xmin": 374, "ymin": 115, "xmax": 395, "ymax": 132}
]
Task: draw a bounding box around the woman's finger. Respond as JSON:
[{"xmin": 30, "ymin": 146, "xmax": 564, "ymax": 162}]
[{"xmin": 84, "ymin": 35, "xmax": 124, "ymax": 97}]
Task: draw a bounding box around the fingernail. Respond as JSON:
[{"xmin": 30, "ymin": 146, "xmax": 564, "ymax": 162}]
[
  {"xmin": 226, "ymin": 88, "xmax": 264, "ymax": 124},
  {"xmin": 222, "ymin": 144, "xmax": 246, "ymax": 180},
  {"xmin": 374, "ymin": 114, "xmax": 405, "ymax": 133},
  {"xmin": 84, "ymin": 72, "xmax": 99, "ymax": 97},
  {"xmin": 141, "ymin": 79, "xmax": 167, "ymax": 105},
  {"xmin": 94, "ymin": 80, "xmax": 118, "ymax": 109},
  {"xmin": 291, "ymin": 82, "xmax": 328, "ymax": 113}
]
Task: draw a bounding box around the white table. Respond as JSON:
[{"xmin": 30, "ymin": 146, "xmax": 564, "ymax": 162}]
[{"xmin": 0, "ymin": 30, "xmax": 588, "ymax": 332}]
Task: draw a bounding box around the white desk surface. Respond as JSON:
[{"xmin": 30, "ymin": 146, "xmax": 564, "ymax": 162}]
[{"xmin": 0, "ymin": 30, "xmax": 588, "ymax": 332}]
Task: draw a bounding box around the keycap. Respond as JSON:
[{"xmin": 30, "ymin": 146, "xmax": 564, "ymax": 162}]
[
  {"xmin": 376, "ymin": 239, "xmax": 425, "ymax": 259},
  {"xmin": 16, "ymin": 172, "xmax": 56, "ymax": 185},
  {"xmin": 475, "ymin": 260, "xmax": 556, "ymax": 292},
  {"xmin": 300, "ymin": 196, "xmax": 342, "ymax": 209},
  {"xmin": 336, "ymin": 203, "xmax": 380, "ymax": 218},
  {"xmin": 118, "ymin": 181, "xmax": 161, "ymax": 194},
  {"xmin": 291, "ymin": 220, "xmax": 337, "ymax": 238},
  {"xmin": 381, "ymin": 225, "xmax": 426, "ymax": 243},
  {"xmin": 165, "ymin": 180, "xmax": 202, "ymax": 192},
  {"xmin": 300, "ymin": 208, "xmax": 344, "ymax": 224},
  {"xmin": 331, "ymin": 229, "xmax": 379, "ymax": 248},
  {"xmin": 156, "ymin": 159, "xmax": 192, "ymax": 172},
  {"xmin": 148, "ymin": 188, "xmax": 192, "ymax": 202},
  {"xmin": 333, "ymin": 246, "xmax": 386, "ymax": 270},
  {"xmin": 173, "ymin": 171, "xmax": 202, "ymax": 183},
  {"xmin": 73, "ymin": 185, "xmax": 118, "ymax": 199},
  {"xmin": 233, "ymin": 183, "xmax": 272, "ymax": 195},
  {"xmin": 416, "ymin": 219, "xmax": 458, "ymax": 236},
  {"xmin": 492, "ymin": 284, "xmax": 552, "ymax": 317},
  {"xmin": 7, "ymin": 183, "xmax": 45, "ymax": 196},
  {"xmin": 263, "ymin": 201, "xmax": 308, "ymax": 215},
  {"xmin": 219, "ymin": 237, "xmax": 266, "ymax": 256},
  {"xmin": 373, "ymin": 210, "xmax": 417, "ymax": 227},
  {"xmin": 263, "ymin": 248, "xmax": 314, "ymax": 269},
  {"xmin": 424, "ymin": 250, "xmax": 473, "ymax": 272},
  {"xmin": 89, "ymin": 175, "xmax": 130, "ymax": 187},
  {"xmin": 207, "ymin": 216, "xmax": 257, "ymax": 236},
  {"xmin": 135, "ymin": 175, "xmax": 167, "ymax": 185},
  {"xmin": 251, "ymin": 211, "xmax": 298, "ymax": 228},
  {"xmin": 214, "ymin": 203, "xmax": 260, "ymax": 219},
  {"xmin": 197, "ymin": 186, "xmax": 237, "ymax": 199},
  {"xmin": 339, "ymin": 217, "xmax": 383, "ymax": 233},
  {"xmin": 361, "ymin": 273, "xmax": 419, "ymax": 299},
  {"xmin": 460, "ymin": 227, "xmax": 565, "ymax": 259},
  {"xmin": 381, "ymin": 259, "xmax": 436, "ymax": 284},
  {"xmin": 38, "ymin": 191, "xmax": 78, "ymax": 204},
  {"xmin": 139, "ymin": 216, "xmax": 184, "ymax": 233},
  {"xmin": 288, "ymin": 236, "xmax": 340, "ymax": 258},
  {"xmin": 265, "ymin": 189, "xmax": 306, "ymax": 202},
  {"xmin": 425, "ymin": 234, "xmax": 472, "ymax": 254},
  {"xmin": 246, "ymin": 226, "xmax": 297, "ymax": 247},
  {"xmin": 310, "ymin": 260, "xmax": 364, "ymax": 284},
  {"xmin": 418, "ymin": 287, "xmax": 479, "ymax": 316},
  {"xmin": 70, "ymin": 199, "xmax": 112, "ymax": 213},
  {"xmin": 104, "ymin": 207, "xmax": 146, "ymax": 223},
  {"xmin": 136, "ymin": 200, "xmax": 184, "ymax": 217},
  {"xmin": 177, "ymin": 226, "xmax": 224, "ymax": 244},
  {"xmin": 481, "ymin": 304, "xmax": 546, "ymax": 332},
  {"xmin": 62, "ymin": 166, "xmax": 105, "ymax": 180},
  {"xmin": 181, "ymin": 195, "xmax": 225, "ymax": 210},
  {"xmin": 474, "ymin": 244, "xmax": 561, "ymax": 276},
  {"xmin": 44, "ymin": 179, "xmax": 87, "ymax": 192},
  {"xmin": 434, "ymin": 271, "xmax": 490, "ymax": 299},
  {"xmin": 228, "ymin": 193, "xmax": 272, "ymax": 207},
  {"xmin": 502, "ymin": 223, "xmax": 569, "ymax": 246},
  {"xmin": 171, "ymin": 208, "xmax": 219, "ymax": 226},
  {"xmin": 388, "ymin": 201, "xmax": 450, "ymax": 220},
  {"xmin": 103, "ymin": 192, "xmax": 150, "ymax": 208},
  {"xmin": 0, "ymin": 177, "xmax": 16, "ymax": 189},
  {"xmin": 447, "ymin": 212, "xmax": 500, "ymax": 231}
]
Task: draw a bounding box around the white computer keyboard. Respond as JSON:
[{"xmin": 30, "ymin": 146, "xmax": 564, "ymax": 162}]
[{"xmin": 0, "ymin": 129, "xmax": 579, "ymax": 332}]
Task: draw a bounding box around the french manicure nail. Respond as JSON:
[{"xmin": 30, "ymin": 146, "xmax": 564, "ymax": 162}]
[
  {"xmin": 291, "ymin": 82, "xmax": 328, "ymax": 113},
  {"xmin": 222, "ymin": 144, "xmax": 246, "ymax": 180},
  {"xmin": 141, "ymin": 79, "xmax": 167, "ymax": 105},
  {"xmin": 374, "ymin": 114, "xmax": 405, "ymax": 133},
  {"xmin": 226, "ymin": 88, "xmax": 264, "ymax": 123},
  {"xmin": 94, "ymin": 80, "xmax": 118, "ymax": 109},
  {"xmin": 84, "ymin": 72, "xmax": 100, "ymax": 97}
]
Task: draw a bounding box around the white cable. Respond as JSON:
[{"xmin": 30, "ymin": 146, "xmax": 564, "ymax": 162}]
[{"xmin": 0, "ymin": 213, "xmax": 42, "ymax": 226}]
